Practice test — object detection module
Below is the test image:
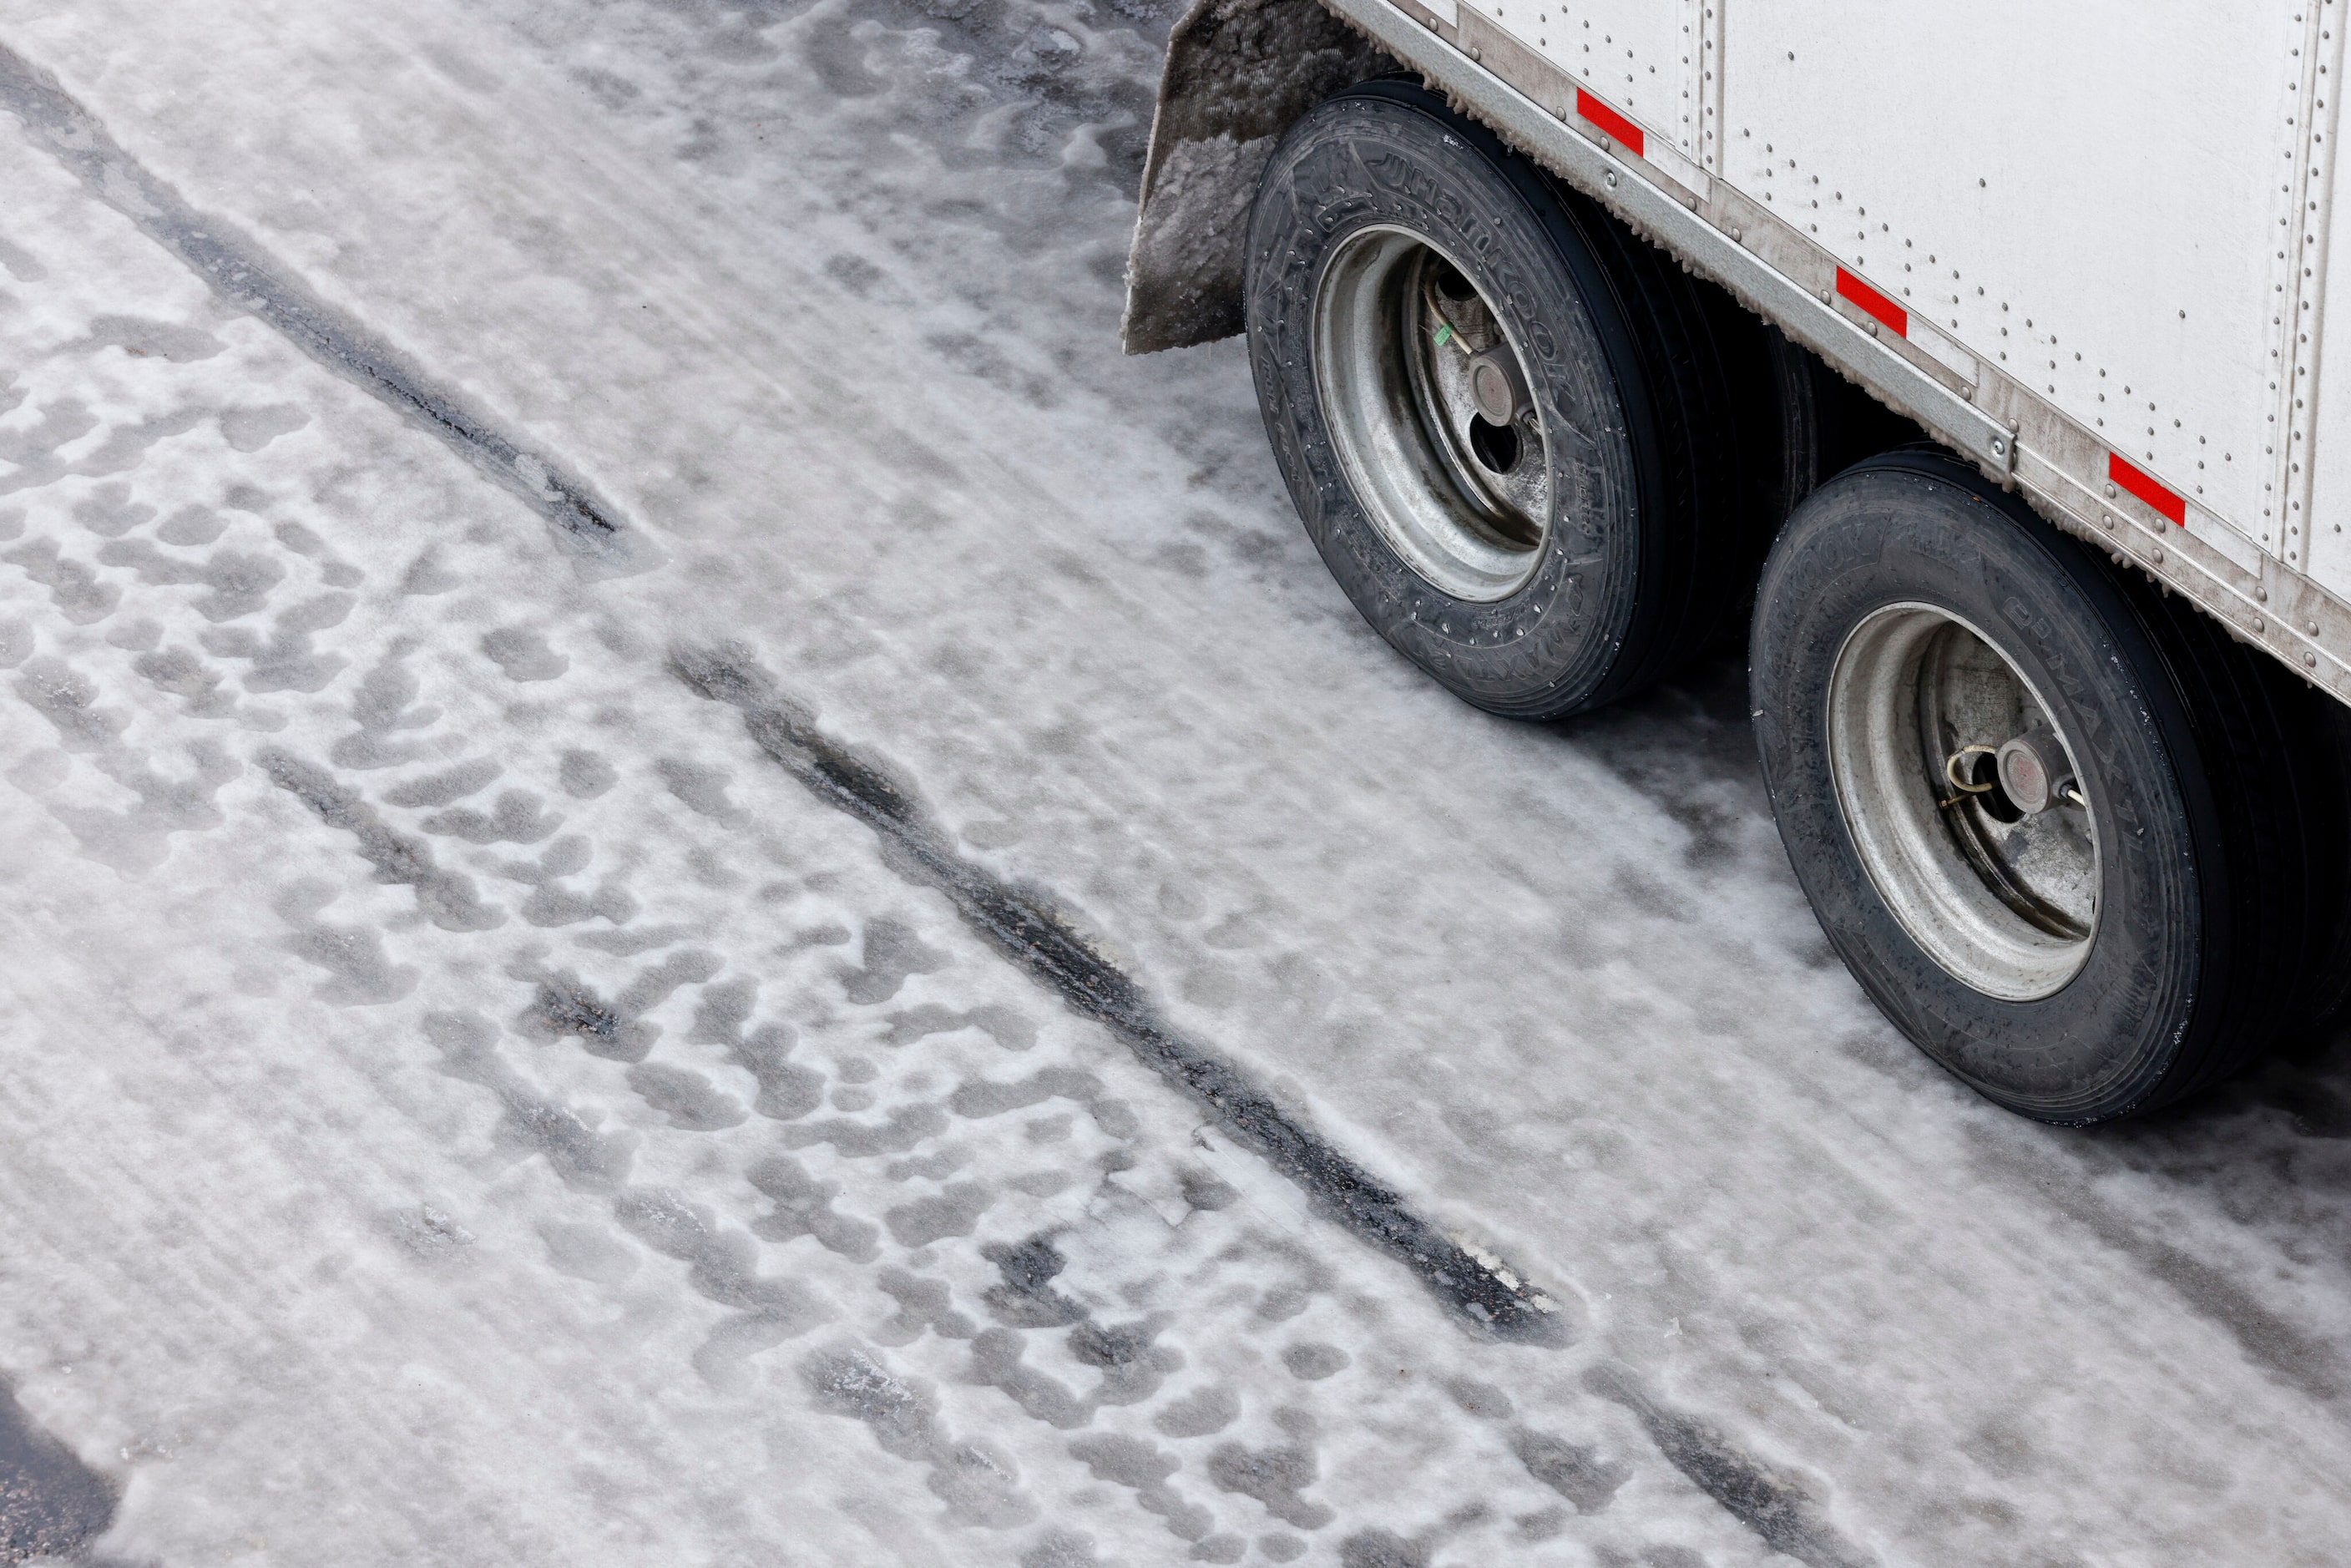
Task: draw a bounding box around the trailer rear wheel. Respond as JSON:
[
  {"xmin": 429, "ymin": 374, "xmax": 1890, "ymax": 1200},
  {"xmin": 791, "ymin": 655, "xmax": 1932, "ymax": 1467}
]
[
  {"xmin": 1752, "ymin": 451, "xmax": 2349, "ymax": 1121},
  {"xmin": 1245, "ymin": 79, "xmax": 1767, "ymax": 719}
]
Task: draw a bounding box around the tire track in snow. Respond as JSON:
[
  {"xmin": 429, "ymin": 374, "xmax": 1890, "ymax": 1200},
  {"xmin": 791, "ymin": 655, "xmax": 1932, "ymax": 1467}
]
[
  {"xmin": 669, "ymin": 643, "xmax": 1569, "ymax": 1348},
  {"xmin": 0, "ymin": 44, "xmax": 646, "ymax": 573},
  {"xmin": 663, "ymin": 645, "xmax": 1879, "ymax": 1565}
]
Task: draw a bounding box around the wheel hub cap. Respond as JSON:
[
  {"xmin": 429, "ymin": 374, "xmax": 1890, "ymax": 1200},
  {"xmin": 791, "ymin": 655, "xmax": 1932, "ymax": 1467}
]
[
  {"xmin": 1312, "ymin": 227, "xmax": 1551, "ymax": 603},
  {"xmin": 1828, "ymin": 604, "xmax": 2101, "ymax": 1000}
]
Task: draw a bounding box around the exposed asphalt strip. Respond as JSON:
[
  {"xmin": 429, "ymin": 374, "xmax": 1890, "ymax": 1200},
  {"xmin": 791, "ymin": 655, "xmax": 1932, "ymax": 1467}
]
[
  {"xmin": 0, "ymin": 40, "xmax": 1883, "ymax": 1564},
  {"xmin": 663, "ymin": 654, "xmax": 1873, "ymax": 1562},
  {"xmin": 665, "ymin": 645, "xmax": 1566, "ymax": 1344},
  {"xmin": 0, "ymin": 1383, "xmax": 118, "ymax": 1562},
  {"xmin": 0, "ymin": 45, "xmax": 646, "ymax": 575}
]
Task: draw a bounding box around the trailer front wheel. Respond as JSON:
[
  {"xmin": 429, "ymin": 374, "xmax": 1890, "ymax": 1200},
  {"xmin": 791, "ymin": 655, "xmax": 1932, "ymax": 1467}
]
[
  {"xmin": 1752, "ymin": 452, "xmax": 2349, "ymax": 1121},
  {"xmin": 1245, "ymin": 80, "xmax": 1764, "ymax": 720}
]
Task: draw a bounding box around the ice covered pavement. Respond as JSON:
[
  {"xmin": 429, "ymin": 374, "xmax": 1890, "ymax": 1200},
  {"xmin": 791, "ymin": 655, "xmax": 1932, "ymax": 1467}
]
[{"xmin": 1, "ymin": 1, "xmax": 2349, "ymax": 1564}]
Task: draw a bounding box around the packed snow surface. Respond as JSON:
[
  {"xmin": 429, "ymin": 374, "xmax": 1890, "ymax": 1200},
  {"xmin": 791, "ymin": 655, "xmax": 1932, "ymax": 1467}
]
[{"xmin": 0, "ymin": 3, "xmax": 2347, "ymax": 1565}]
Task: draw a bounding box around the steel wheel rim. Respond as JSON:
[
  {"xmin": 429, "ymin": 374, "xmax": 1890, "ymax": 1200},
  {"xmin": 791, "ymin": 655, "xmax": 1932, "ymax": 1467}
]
[
  {"xmin": 1312, "ymin": 226, "xmax": 1551, "ymax": 603},
  {"xmin": 1827, "ymin": 602, "xmax": 2101, "ymax": 1001}
]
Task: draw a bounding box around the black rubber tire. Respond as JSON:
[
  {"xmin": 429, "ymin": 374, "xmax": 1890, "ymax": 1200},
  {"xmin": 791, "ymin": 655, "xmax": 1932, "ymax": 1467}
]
[
  {"xmin": 1245, "ymin": 78, "xmax": 1772, "ymax": 720},
  {"xmin": 1761, "ymin": 329, "xmax": 1924, "ymax": 524},
  {"xmin": 1752, "ymin": 450, "xmax": 2350, "ymax": 1122},
  {"xmin": 1708, "ymin": 329, "xmax": 1918, "ymax": 648}
]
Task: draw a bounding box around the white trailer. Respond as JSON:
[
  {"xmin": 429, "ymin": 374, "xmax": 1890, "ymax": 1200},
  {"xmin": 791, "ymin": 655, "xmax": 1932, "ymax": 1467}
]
[{"xmin": 1124, "ymin": 0, "xmax": 2351, "ymax": 1121}]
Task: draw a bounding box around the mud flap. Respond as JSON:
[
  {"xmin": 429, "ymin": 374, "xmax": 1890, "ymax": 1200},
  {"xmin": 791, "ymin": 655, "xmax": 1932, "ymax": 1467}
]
[{"xmin": 1120, "ymin": 0, "xmax": 1391, "ymax": 354}]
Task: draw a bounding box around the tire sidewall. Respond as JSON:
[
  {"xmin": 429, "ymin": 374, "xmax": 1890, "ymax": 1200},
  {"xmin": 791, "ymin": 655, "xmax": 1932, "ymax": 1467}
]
[
  {"xmin": 1752, "ymin": 458, "xmax": 2207, "ymax": 1120},
  {"xmin": 1246, "ymin": 83, "xmax": 1652, "ymax": 719}
]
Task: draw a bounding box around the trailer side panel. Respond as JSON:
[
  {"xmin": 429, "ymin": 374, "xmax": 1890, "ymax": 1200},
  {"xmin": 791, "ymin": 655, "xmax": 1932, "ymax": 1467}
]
[{"xmin": 1721, "ymin": 3, "xmax": 2301, "ymax": 557}]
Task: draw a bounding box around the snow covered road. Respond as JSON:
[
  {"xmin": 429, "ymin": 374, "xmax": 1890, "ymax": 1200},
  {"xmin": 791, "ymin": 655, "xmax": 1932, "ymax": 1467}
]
[{"xmin": 0, "ymin": 2, "xmax": 2348, "ymax": 1564}]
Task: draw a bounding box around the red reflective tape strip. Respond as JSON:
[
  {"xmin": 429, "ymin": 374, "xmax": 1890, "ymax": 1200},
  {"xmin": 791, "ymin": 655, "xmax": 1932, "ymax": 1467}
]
[
  {"xmin": 1575, "ymin": 90, "xmax": 1645, "ymax": 158},
  {"xmin": 1833, "ymin": 267, "xmax": 1908, "ymax": 336},
  {"xmin": 2109, "ymin": 453, "xmax": 2186, "ymax": 525}
]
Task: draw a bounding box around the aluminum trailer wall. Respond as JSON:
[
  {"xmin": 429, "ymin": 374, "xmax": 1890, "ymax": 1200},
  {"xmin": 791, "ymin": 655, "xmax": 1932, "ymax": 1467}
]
[{"xmin": 1130, "ymin": 0, "xmax": 2351, "ymax": 707}]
